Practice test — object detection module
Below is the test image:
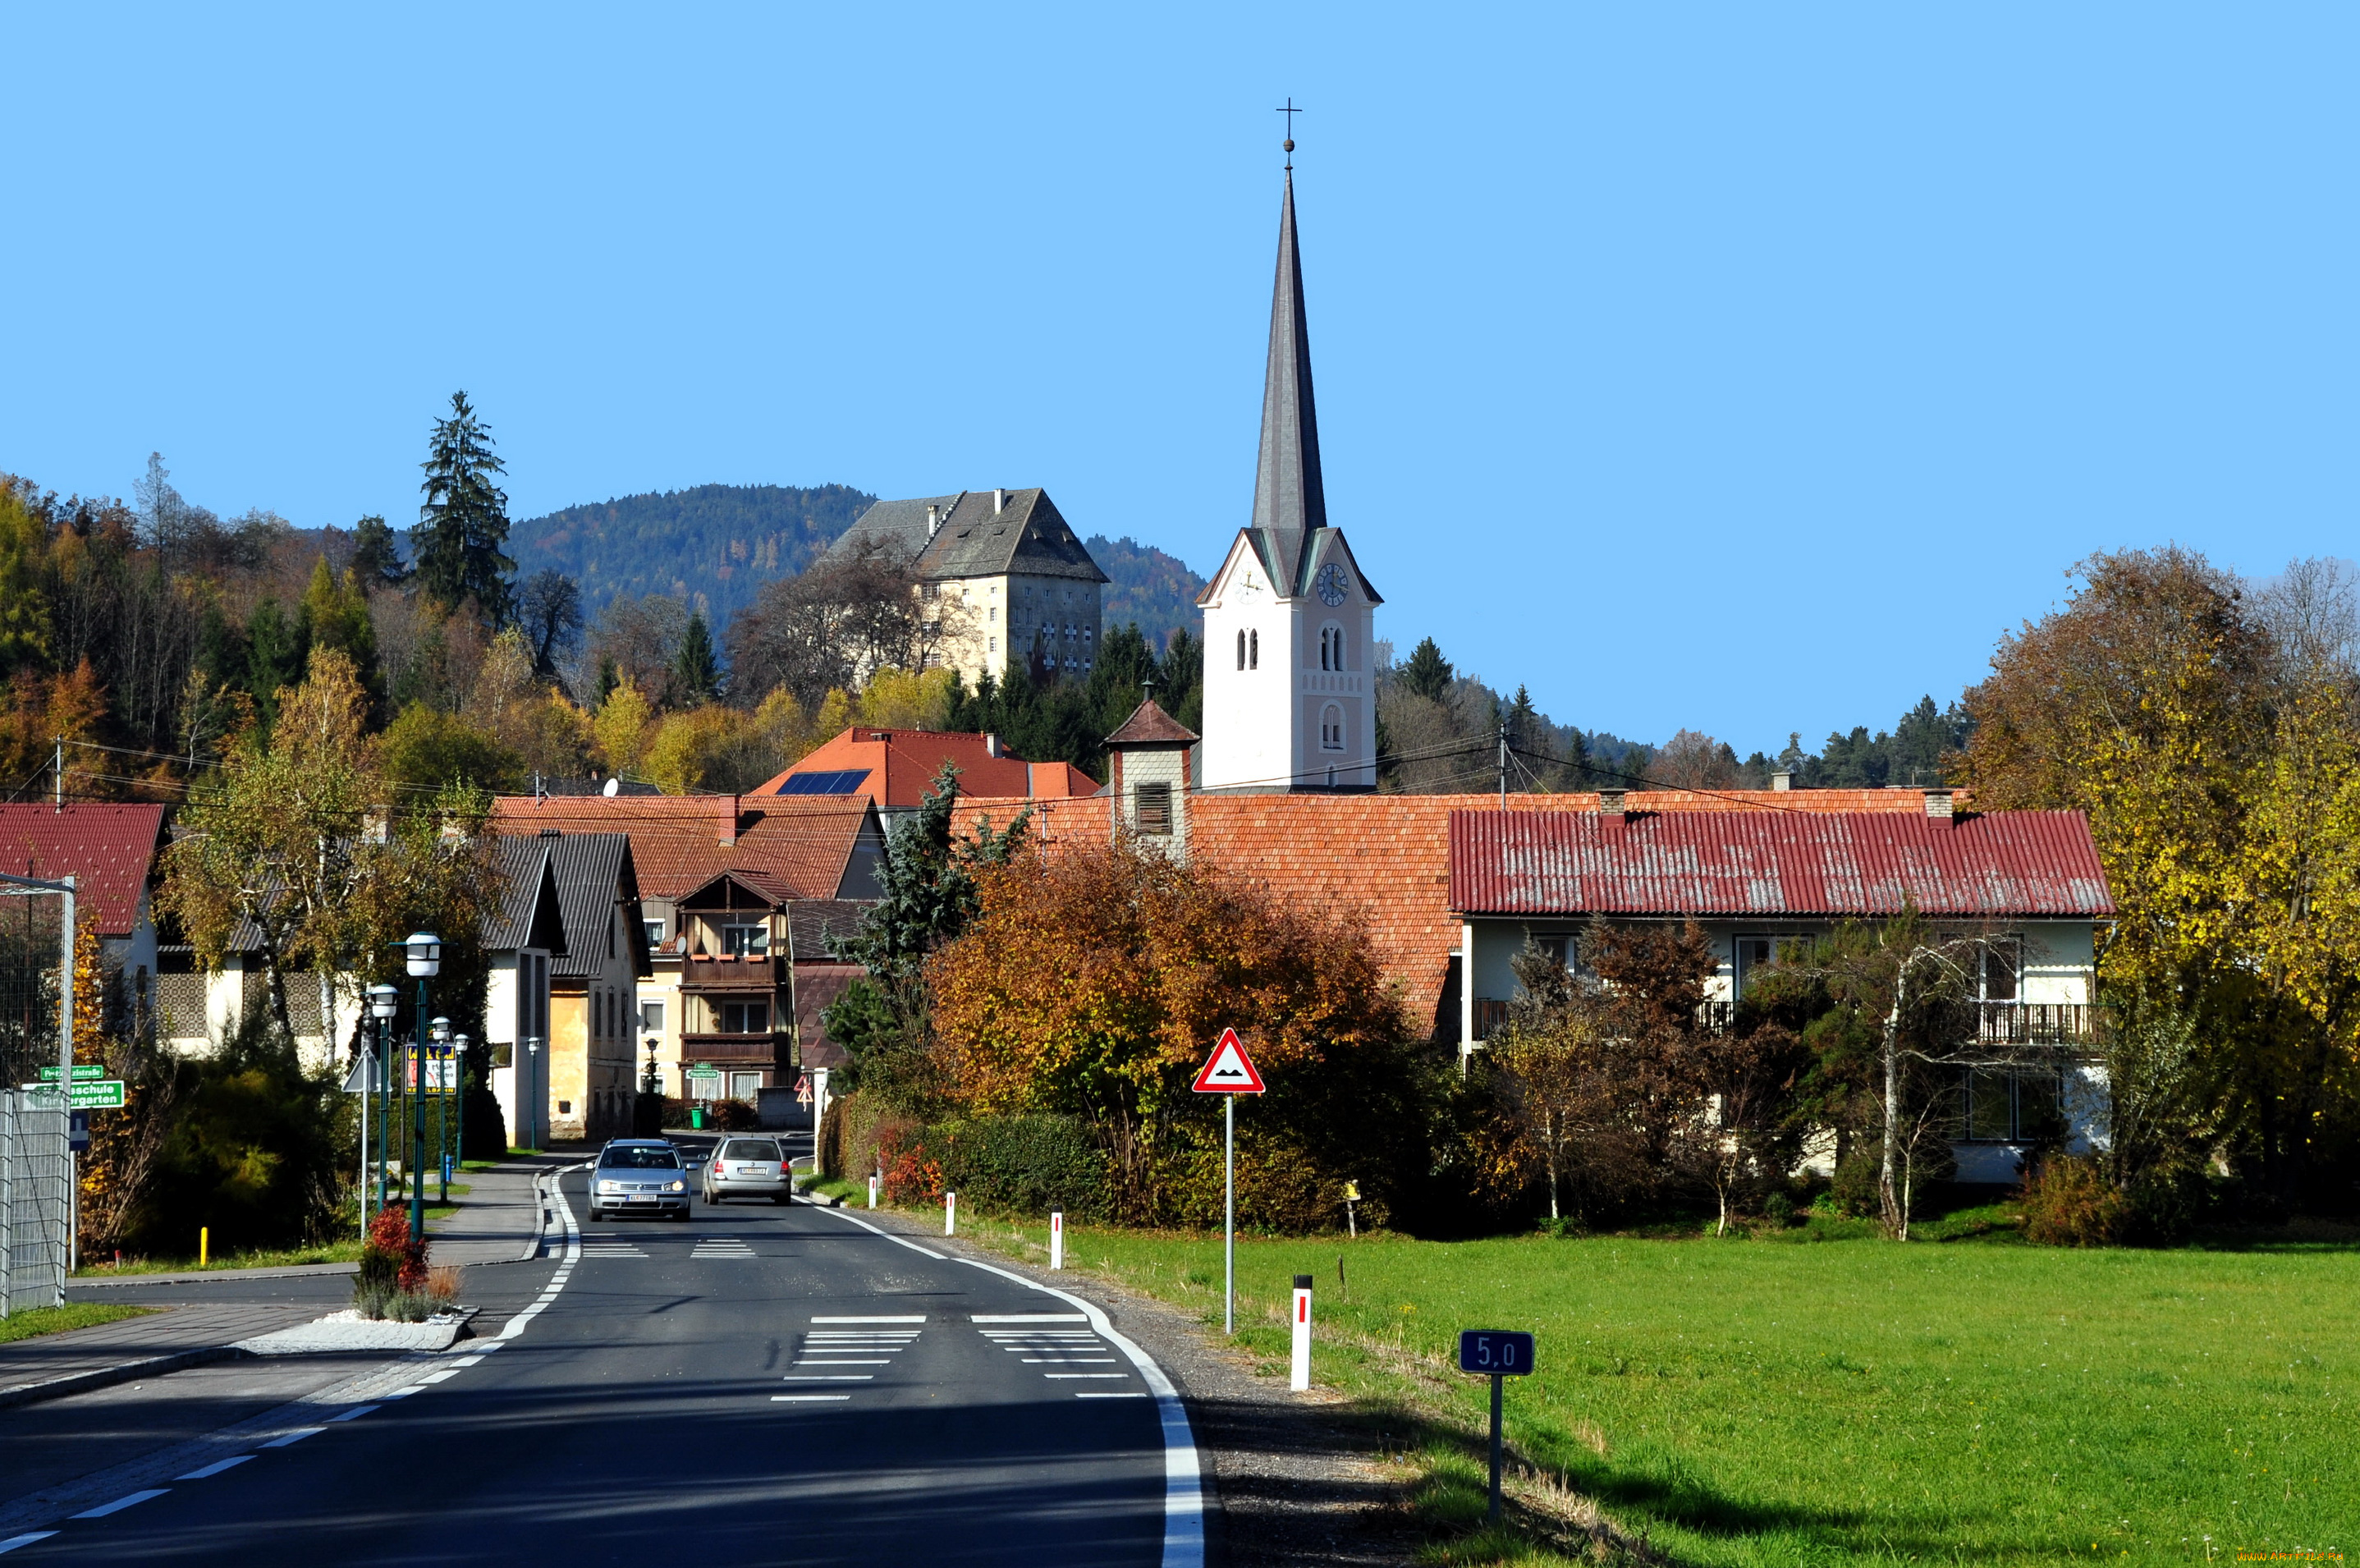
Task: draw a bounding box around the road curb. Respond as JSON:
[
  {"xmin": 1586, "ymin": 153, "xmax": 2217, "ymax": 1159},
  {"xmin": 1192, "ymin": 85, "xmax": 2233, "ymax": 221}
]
[
  {"xmin": 71, "ymin": 1263, "xmax": 360, "ymax": 1286},
  {"xmin": 0, "ymin": 1345, "xmax": 252, "ymax": 1412}
]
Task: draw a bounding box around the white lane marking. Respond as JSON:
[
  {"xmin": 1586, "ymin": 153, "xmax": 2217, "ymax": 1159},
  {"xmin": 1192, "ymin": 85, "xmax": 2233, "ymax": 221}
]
[
  {"xmin": 1023, "ymin": 1358, "xmax": 1120, "ymax": 1364},
  {"xmin": 771, "ymin": 1395, "xmax": 852, "ymax": 1402},
  {"xmin": 447, "ymin": 1355, "xmax": 486, "ymax": 1367},
  {"xmin": 781, "ymin": 1375, "xmax": 872, "ymax": 1382},
  {"xmin": 260, "ymin": 1427, "xmax": 327, "ymax": 1448},
  {"xmin": 972, "ymin": 1313, "xmax": 1087, "ymax": 1323},
  {"xmin": 813, "ymin": 1208, "xmax": 1204, "ymax": 1568},
  {"xmin": 71, "ymin": 1489, "xmax": 168, "ymax": 1519},
  {"xmin": 328, "ymin": 1405, "xmax": 379, "ymax": 1422},
  {"xmin": 793, "ymin": 1359, "xmax": 889, "ymax": 1365},
  {"xmin": 812, "ymin": 1314, "xmax": 924, "ymax": 1323},
  {"xmin": 176, "ymin": 1456, "xmax": 255, "ymax": 1479},
  {"xmin": 415, "ymin": 1369, "xmax": 460, "ymax": 1383},
  {"xmin": 1044, "ymin": 1373, "xmax": 1134, "ymax": 1379},
  {"xmin": 0, "ymin": 1533, "xmax": 58, "ymax": 1554},
  {"xmin": 381, "ymin": 1386, "xmax": 423, "ymax": 1399},
  {"xmin": 502, "ymin": 1164, "xmax": 586, "ymax": 1341},
  {"xmin": 1076, "ymin": 1391, "xmax": 1152, "ymax": 1399}
]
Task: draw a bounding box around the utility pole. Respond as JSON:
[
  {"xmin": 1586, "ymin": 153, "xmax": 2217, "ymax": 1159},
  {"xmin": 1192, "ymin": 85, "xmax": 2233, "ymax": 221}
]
[
  {"xmin": 1498, "ymin": 718, "xmax": 1509, "ymax": 810},
  {"xmin": 53, "ymin": 736, "xmax": 63, "ymax": 809}
]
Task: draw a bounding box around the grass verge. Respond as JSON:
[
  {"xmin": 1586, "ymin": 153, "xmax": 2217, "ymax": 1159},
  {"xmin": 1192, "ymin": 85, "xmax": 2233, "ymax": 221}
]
[
  {"xmin": 0, "ymin": 1302, "xmax": 154, "ymax": 1344},
  {"xmin": 937, "ymin": 1206, "xmax": 2358, "ymax": 1564}
]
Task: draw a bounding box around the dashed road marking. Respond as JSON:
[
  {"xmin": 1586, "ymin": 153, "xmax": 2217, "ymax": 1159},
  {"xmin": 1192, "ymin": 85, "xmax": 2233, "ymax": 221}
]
[
  {"xmin": 176, "ymin": 1456, "xmax": 254, "ymax": 1479},
  {"xmin": 0, "ymin": 1533, "xmax": 58, "ymax": 1555},
  {"xmin": 771, "ymin": 1395, "xmax": 852, "ymax": 1403},
  {"xmin": 70, "ymin": 1490, "xmax": 167, "ymax": 1520},
  {"xmin": 812, "ymin": 1314, "xmax": 924, "ymax": 1323}
]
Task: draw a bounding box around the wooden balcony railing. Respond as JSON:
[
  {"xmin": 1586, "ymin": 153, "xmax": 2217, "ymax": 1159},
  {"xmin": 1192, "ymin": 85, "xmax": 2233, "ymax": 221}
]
[
  {"xmin": 680, "ymin": 953, "xmax": 782, "ymax": 992},
  {"xmin": 1973, "ymin": 1002, "xmax": 2103, "ymax": 1045},
  {"xmin": 679, "ymin": 1031, "xmax": 784, "ymax": 1065}
]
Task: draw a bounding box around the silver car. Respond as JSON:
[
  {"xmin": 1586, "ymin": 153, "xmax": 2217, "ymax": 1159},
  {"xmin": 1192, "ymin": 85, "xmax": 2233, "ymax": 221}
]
[
  {"xmin": 703, "ymin": 1136, "xmax": 790, "ymax": 1205},
  {"xmin": 589, "ymin": 1139, "xmax": 692, "ymax": 1221}
]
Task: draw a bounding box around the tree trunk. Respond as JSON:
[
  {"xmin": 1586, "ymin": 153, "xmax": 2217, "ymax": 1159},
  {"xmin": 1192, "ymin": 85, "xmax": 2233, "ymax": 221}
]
[
  {"xmin": 1546, "ymin": 1109, "xmax": 1560, "ymax": 1222},
  {"xmin": 1879, "ymin": 968, "xmax": 1908, "ymax": 1238}
]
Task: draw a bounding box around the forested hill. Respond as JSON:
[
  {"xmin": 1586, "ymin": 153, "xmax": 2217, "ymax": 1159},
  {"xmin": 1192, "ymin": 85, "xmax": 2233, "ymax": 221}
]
[
  {"xmin": 510, "ymin": 484, "xmax": 877, "ymax": 627},
  {"xmin": 510, "ymin": 483, "xmax": 1208, "ymax": 651}
]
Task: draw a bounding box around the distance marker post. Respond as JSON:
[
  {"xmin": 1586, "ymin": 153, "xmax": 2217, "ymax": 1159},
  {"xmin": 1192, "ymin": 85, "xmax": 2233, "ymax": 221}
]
[
  {"xmin": 1457, "ymin": 1330, "xmax": 1536, "ymax": 1522},
  {"xmin": 1290, "ymin": 1275, "xmax": 1313, "ymax": 1391},
  {"xmin": 1049, "ymin": 1207, "xmax": 1064, "ymax": 1270}
]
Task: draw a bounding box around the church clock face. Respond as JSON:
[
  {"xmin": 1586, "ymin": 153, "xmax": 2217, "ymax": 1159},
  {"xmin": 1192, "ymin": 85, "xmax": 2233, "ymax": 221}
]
[{"xmin": 1314, "ymin": 562, "xmax": 1348, "ymax": 606}]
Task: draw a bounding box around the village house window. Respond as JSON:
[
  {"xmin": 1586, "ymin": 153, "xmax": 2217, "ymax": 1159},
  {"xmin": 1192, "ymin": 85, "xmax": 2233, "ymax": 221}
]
[
  {"xmin": 1963, "ymin": 1066, "xmax": 2065, "ymax": 1143},
  {"xmin": 731, "ymin": 1071, "xmax": 763, "ymax": 1101},
  {"xmin": 720, "ymin": 1000, "xmax": 770, "ymax": 1034},
  {"xmin": 1734, "ymin": 935, "xmax": 1812, "ymax": 993},
  {"xmin": 639, "ymin": 1000, "xmax": 665, "ymax": 1034},
  {"xmin": 1134, "ymin": 782, "xmax": 1173, "ymax": 837},
  {"xmin": 722, "ymin": 923, "xmax": 769, "ymax": 957},
  {"xmin": 644, "ymin": 917, "xmax": 666, "ymax": 949}
]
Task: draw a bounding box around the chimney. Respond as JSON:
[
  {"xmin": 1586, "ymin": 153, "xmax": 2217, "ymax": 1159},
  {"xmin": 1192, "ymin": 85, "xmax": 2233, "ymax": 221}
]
[
  {"xmin": 1923, "ymin": 788, "xmax": 1955, "ymax": 823},
  {"xmin": 926, "ymin": 504, "xmax": 942, "ymax": 538},
  {"xmin": 716, "ymin": 794, "xmax": 741, "ymax": 846},
  {"xmin": 1771, "ymin": 769, "xmax": 1792, "ymax": 792},
  {"xmin": 1598, "ymin": 788, "xmax": 1626, "ymax": 818},
  {"xmin": 993, "ymin": 488, "xmax": 1006, "ymax": 514}
]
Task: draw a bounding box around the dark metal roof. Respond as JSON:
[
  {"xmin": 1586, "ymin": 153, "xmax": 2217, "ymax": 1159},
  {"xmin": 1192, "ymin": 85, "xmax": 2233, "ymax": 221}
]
[
  {"xmin": 483, "ymin": 837, "xmax": 568, "ymax": 955},
  {"xmin": 817, "ymin": 488, "xmax": 1108, "ymax": 585},
  {"xmin": 1105, "ymin": 699, "xmax": 1198, "ymax": 747},
  {"xmin": 1447, "ymin": 809, "xmax": 2115, "ymax": 919},
  {"xmin": 786, "ymin": 900, "xmax": 873, "ymax": 961},
  {"xmin": 1252, "ymin": 170, "xmax": 1325, "ymax": 591},
  {"xmin": 540, "ymin": 832, "xmax": 649, "ymax": 979}
]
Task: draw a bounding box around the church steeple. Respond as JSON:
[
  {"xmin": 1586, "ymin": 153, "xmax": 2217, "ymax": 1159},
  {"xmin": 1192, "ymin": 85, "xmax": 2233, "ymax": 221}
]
[{"xmin": 1250, "ymin": 168, "xmax": 1327, "ymax": 588}]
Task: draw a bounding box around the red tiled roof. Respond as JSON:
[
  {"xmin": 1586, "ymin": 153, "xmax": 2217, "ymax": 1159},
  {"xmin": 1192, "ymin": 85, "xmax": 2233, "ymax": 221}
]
[
  {"xmin": 943, "ymin": 788, "xmax": 1998, "ymax": 1037},
  {"xmin": 1450, "ymin": 809, "xmax": 2114, "ymax": 919},
  {"xmin": 0, "ymin": 805, "xmax": 168, "ymax": 938},
  {"xmin": 754, "ymin": 727, "xmax": 1099, "ymax": 808},
  {"xmin": 488, "ymin": 795, "xmax": 873, "ymax": 901}
]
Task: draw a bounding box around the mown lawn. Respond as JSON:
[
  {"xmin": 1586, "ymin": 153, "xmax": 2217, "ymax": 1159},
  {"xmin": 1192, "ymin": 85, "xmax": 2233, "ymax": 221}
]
[
  {"xmin": 955, "ymin": 1214, "xmax": 2354, "ymax": 1564},
  {"xmin": 0, "ymin": 1302, "xmax": 152, "ymax": 1344}
]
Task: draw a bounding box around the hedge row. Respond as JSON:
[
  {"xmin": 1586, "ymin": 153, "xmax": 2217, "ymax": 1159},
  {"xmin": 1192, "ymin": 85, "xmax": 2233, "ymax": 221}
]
[{"xmin": 822, "ymin": 1098, "xmax": 1111, "ymax": 1223}]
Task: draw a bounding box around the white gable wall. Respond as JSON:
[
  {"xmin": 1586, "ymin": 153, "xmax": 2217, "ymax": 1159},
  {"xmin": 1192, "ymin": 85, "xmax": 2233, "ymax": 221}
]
[{"xmin": 1200, "ymin": 530, "xmax": 1377, "ymax": 791}]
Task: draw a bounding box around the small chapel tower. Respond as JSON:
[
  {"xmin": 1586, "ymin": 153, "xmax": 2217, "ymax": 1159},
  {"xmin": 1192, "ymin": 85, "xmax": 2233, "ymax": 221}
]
[{"xmin": 1198, "ymin": 160, "xmax": 1382, "ymax": 793}]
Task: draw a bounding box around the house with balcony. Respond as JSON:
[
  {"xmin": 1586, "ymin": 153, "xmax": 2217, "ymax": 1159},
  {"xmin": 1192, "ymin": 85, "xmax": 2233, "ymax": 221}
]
[{"xmin": 1445, "ymin": 788, "xmax": 2116, "ymax": 1182}]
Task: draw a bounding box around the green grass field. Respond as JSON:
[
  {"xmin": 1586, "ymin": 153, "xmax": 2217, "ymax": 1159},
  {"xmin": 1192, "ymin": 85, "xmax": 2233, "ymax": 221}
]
[
  {"xmin": 948, "ymin": 1213, "xmax": 2353, "ymax": 1564},
  {"xmin": 0, "ymin": 1302, "xmax": 154, "ymax": 1344}
]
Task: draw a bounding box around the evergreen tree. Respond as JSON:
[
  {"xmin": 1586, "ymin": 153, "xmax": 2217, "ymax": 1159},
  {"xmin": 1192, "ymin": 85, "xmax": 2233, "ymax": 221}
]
[
  {"xmin": 1562, "ymin": 727, "xmax": 1592, "ymax": 789},
  {"xmin": 1397, "ymin": 636, "xmax": 1454, "ymax": 702},
  {"xmin": 350, "ymin": 516, "xmax": 410, "ymax": 589},
  {"xmin": 1158, "ymin": 627, "xmax": 1204, "ymax": 736},
  {"xmin": 671, "ymin": 612, "xmax": 722, "ymax": 704},
  {"xmin": 413, "ymin": 392, "xmax": 515, "ymax": 623},
  {"xmin": 300, "ymin": 557, "xmax": 378, "ymax": 698}
]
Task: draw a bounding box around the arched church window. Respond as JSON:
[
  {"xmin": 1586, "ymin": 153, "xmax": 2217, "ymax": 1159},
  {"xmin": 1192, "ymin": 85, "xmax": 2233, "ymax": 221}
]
[
  {"xmin": 1320, "ymin": 704, "xmax": 1345, "ymax": 751},
  {"xmin": 1319, "ymin": 625, "xmax": 1345, "ymax": 671},
  {"xmin": 1249, "ymin": 629, "xmax": 1258, "ymax": 670},
  {"xmin": 1236, "ymin": 630, "xmax": 1245, "ymax": 671}
]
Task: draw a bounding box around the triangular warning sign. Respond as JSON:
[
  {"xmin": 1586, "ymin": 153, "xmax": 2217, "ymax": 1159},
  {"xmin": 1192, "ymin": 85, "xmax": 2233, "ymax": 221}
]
[{"xmin": 1191, "ymin": 1027, "xmax": 1265, "ymax": 1094}]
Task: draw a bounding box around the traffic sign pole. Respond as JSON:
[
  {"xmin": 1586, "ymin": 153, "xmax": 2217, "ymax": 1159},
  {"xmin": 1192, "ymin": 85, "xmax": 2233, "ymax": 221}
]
[
  {"xmin": 1224, "ymin": 1094, "xmax": 1235, "ymax": 1335},
  {"xmin": 1488, "ymin": 1373, "xmax": 1505, "ymax": 1520}
]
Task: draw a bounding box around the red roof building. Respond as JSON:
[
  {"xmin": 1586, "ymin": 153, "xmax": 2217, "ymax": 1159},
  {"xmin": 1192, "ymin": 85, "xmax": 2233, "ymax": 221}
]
[
  {"xmin": 0, "ymin": 804, "xmax": 170, "ymax": 942},
  {"xmin": 753, "ymin": 727, "xmax": 1098, "ymax": 820}
]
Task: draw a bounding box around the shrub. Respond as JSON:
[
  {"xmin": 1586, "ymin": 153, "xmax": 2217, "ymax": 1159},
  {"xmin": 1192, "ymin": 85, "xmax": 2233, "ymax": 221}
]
[
  {"xmin": 929, "ymin": 1115, "xmax": 1110, "ymax": 1222},
  {"xmin": 1827, "ymin": 1153, "xmax": 1882, "ymax": 1217},
  {"xmin": 354, "ymin": 1206, "xmax": 428, "ymax": 1315},
  {"xmin": 707, "ymin": 1098, "xmax": 758, "ymax": 1131},
  {"xmin": 1762, "ymin": 1192, "xmax": 1797, "ymax": 1227},
  {"xmin": 2021, "ymin": 1154, "xmax": 2127, "ymax": 1246}
]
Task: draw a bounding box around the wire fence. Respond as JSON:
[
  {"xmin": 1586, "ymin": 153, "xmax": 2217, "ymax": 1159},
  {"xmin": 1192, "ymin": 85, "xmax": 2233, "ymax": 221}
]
[{"xmin": 0, "ymin": 1090, "xmax": 69, "ymax": 1316}]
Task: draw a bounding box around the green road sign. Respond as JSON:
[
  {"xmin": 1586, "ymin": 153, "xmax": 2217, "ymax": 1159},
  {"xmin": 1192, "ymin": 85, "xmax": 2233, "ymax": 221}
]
[
  {"xmin": 686, "ymin": 1061, "xmax": 722, "ymax": 1080},
  {"xmin": 22, "ymin": 1080, "xmax": 126, "ymax": 1109},
  {"xmin": 37, "ymin": 1064, "xmax": 106, "ymax": 1081}
]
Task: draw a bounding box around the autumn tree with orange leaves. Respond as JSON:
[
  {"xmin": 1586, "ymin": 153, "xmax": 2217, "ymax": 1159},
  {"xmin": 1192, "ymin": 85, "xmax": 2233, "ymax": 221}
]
[{"xmin": 927, "ymin": 841, "xmax": 1432, "ymax": 1230}]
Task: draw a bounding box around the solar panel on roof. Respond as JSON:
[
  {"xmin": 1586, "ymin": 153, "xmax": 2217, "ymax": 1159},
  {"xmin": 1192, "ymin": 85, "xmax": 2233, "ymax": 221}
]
[{"xmin": 775, "ymin": 769, "xmax": 871, "ymax": 795}]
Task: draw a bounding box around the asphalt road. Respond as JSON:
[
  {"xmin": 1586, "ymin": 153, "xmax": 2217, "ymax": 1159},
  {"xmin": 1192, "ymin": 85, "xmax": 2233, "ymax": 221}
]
[{"xmin": 5, "ymin": 1166, "xmax": 1197, "ymax": 1566}]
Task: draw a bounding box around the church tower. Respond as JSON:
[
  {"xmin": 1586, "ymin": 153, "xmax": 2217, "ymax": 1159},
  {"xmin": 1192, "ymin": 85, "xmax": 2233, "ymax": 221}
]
[{"xmin": 1198, "ymin": 160, "xmax": 1382, "ymax": 792}]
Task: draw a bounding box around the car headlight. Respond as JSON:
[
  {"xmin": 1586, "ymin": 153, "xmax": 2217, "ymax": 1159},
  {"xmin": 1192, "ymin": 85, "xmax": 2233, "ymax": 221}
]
[
  {"xmin": 666, "ymin": 1179, "xmax": 685, "ymax": 1192},
  {"xmin": 598, "ymin": 1180, "xmax": 621, "ymax": 1194}
]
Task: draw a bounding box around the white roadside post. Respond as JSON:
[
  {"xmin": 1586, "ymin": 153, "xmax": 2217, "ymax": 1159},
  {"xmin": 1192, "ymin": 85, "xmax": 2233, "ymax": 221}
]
[
  {"xmin": 867, "ymin": 1173, "xmax": 878, "ymax": 1210},
  {"xmin": 944, "ymin": 1191, "xmax": 956, "ymax": 1236},
  {"xmin": 1189, "ymin": 1028, "xmax": 1264, "ymax": 1336},
  {"xmin": 1290, "ymin": 1274, "xmax": 1313, "ymax": 1391},
  {"xmin": 1049, "ymin": 1207, "xmax": 1064, "ymax": 1270}
]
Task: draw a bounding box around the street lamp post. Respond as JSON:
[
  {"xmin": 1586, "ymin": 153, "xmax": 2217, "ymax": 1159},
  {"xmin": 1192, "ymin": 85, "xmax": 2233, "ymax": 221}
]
[
  {"xmin": 642, "ymin": 1036, "xmax": 660, "ymax": 1135},
  {"xmin": 453, "ymin": 1033, "xmax": 470, "ymax": 1183},
  {"xmin": 429, "ymin": 1017, "xmax": 451, "ymax": 1204},
  {"xmin": 524, "ymin": 1038, "xmax": 541, "ymax": 1153},
  {"xmin": 405, "ymin": 933, "xmax": 440, "ymax": 1243},
  {"xmin": 367, "ymin": 984, "xmax": 398, "ymax": 1219}
]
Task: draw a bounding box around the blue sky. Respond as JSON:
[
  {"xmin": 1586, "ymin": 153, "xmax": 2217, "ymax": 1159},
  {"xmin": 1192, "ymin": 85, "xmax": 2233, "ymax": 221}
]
[{"xmin": 6, "ymin": 6, "xmax": 2353, "ymax": 754}]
